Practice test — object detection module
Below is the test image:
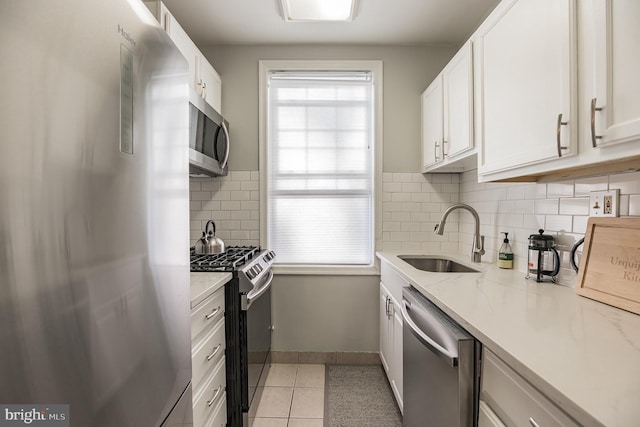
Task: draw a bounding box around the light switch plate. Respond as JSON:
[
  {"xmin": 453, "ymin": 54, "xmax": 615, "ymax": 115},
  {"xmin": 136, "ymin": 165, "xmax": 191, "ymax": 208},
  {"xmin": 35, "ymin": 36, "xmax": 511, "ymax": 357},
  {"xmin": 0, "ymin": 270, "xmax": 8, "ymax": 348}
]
[{"xmin": 589, "ymin": 189, "xmax": 620, "ymax": 217}]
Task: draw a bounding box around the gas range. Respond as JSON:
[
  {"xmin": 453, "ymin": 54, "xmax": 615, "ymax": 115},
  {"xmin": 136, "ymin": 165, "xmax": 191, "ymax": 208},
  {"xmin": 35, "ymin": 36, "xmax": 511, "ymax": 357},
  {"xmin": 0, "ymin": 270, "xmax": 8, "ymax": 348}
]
[{"xmin": 189, "ymin": 246, "xmax": 276, "ymax": 294}]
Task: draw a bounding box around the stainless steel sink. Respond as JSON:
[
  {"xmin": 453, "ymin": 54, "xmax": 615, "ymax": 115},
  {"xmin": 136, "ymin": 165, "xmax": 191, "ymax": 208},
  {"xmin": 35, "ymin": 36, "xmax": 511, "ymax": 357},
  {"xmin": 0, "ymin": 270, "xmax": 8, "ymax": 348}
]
[{"xmin": 399, "ymin": 256, "xmax": 480, "ymax": 273}]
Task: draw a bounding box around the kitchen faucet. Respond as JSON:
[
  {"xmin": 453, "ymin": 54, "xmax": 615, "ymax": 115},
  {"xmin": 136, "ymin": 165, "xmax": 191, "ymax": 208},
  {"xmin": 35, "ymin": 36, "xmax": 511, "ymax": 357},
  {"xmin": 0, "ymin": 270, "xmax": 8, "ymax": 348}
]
[{"xmin": 434, "ymin": 203, "xmax": 485, "ymax": 263}]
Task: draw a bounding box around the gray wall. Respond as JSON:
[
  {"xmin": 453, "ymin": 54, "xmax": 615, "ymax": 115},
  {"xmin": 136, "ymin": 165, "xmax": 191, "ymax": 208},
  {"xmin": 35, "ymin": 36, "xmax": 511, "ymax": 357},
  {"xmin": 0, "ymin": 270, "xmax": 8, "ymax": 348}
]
[
  {"xmin": 202, "ymin": 44, "xmax": 456, "ymax": 172},
  {"xmin": 271, "ymin": 275, "xmax": 380, "ymax": 352}
]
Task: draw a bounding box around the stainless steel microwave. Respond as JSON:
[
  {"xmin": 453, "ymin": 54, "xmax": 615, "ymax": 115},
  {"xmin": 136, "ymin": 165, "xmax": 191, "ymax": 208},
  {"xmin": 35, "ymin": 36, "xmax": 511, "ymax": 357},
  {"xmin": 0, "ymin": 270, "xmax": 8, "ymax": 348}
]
[{"xmin": 188, "ymin": 93, "xmax": 229, "ymax": 177}]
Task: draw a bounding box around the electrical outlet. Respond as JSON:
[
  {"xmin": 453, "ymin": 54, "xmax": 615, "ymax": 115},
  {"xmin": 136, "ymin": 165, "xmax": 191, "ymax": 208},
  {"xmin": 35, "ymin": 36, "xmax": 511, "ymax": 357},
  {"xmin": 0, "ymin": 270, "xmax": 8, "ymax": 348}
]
[{"xmin": 589, "ymin": 189, "xmax": 620, "ymax": 217}]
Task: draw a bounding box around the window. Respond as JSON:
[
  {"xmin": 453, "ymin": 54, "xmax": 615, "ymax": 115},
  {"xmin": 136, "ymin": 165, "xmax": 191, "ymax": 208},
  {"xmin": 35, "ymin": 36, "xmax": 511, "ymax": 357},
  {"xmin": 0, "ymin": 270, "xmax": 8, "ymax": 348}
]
[{"xmin": 259, "ymin": 61, "xmax": 382, "ymax": 269}]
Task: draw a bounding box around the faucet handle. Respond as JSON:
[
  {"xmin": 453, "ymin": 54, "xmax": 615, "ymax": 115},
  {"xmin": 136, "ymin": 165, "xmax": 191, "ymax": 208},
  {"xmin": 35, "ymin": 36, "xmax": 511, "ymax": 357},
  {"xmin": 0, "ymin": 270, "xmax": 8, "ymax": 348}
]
[{"xmin": 478, "ymin": 235, "xmax": 485, "ymax": 255}]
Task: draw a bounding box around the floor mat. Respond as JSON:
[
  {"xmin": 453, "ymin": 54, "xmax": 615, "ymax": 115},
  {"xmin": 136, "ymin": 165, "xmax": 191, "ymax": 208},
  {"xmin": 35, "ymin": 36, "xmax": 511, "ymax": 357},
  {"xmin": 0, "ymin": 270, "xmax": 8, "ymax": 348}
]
[{"xmin": 324, "ymin": 364, "xmax": 403, "ymax": 427}]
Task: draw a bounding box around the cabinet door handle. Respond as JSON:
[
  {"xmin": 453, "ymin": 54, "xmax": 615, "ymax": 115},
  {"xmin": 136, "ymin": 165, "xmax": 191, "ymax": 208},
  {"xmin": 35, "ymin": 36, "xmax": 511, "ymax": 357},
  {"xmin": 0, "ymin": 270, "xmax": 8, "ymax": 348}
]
[
  {"xmin": 434, "ymin": 142, "xmax": 440, "ymax": 162},
  {"xmin": 443, "ymin": 138, "xmax": 448, "ymax": 158},
  {"xmin": 207, "ymin": 385, "xmax": 223, "ymax": 407},
  {"xmin": 205, "ymin": 306, "xmax": 221, "ymax": 320},
  {"xmin": 591, "ymin": 97, "xmax": 603, "ymax": 147},
  {"xmin": 556, "ymin": 113, "xmax": 568, "ymax": 157},
  {"xmin": 206, "ymin": 344, "xmax": 222, "ymax": 361},
  {"xmin": 529, "ymin": 417, "xmax": 540, "ymax": 427}
]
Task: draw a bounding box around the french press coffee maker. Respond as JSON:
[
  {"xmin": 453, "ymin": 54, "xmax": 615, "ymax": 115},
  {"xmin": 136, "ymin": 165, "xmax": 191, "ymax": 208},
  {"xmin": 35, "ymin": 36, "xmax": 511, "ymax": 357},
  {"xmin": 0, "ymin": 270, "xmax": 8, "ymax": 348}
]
[{"xmin": 526, "ymin": 229, "xmax": 560, "ymax": 282}]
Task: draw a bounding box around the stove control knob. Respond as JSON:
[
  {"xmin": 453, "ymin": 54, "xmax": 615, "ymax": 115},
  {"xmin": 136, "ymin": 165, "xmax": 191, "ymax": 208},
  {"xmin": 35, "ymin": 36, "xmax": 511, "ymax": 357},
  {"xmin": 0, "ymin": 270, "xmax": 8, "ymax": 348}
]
[
  {"xmin": 256, "ymin": 264, "xmax": 263, "ymax": 273},
  {"xmin": 269, "ymin": 251, "xmax": 276, "ymax": 260},
  {"xmin": 246, "ymin": 269, "xmax": 256, "ymax": 279}
]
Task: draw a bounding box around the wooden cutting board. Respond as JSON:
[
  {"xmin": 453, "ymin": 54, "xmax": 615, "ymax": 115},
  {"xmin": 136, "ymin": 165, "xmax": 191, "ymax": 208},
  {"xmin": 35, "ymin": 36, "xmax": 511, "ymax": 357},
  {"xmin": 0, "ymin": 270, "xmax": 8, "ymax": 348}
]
[{"xmin": 576, "ymin": 217, "xmax": 640, "ymax": 315}]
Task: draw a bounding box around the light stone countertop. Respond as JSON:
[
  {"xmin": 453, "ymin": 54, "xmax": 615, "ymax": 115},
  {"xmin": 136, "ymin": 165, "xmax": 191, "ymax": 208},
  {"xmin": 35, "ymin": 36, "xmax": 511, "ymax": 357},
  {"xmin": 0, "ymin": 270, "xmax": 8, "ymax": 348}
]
[
  {"xmin": 377, "ymin": 251, "xmax": 640, "ymax": 427},
  {"xmin": 190, "ymin": 272, "xmax": 232, "ymax": 309}
]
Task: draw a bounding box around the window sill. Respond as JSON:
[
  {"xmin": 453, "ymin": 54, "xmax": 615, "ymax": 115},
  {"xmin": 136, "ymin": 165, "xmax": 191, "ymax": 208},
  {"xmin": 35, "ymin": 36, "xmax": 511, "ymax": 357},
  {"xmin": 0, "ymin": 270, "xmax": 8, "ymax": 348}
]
[{"xmin": 272, "ymin": 264, "xmax": 380, "ymax": 276}]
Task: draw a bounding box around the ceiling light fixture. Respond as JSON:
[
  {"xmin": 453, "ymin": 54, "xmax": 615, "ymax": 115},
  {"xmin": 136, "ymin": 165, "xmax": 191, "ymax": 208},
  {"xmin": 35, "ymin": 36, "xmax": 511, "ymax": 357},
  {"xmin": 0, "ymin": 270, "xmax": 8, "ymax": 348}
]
[{"xmin": 279, "ymin": 0, "xmax": 357, "ymax": 22}]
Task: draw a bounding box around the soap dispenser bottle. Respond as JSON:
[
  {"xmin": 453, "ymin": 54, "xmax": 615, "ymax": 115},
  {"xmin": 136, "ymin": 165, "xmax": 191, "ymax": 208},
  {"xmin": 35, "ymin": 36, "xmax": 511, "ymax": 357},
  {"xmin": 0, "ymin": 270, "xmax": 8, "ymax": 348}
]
[{"xmin": 498, "ymin": 232, "xmax": 513, "ymax": 269}]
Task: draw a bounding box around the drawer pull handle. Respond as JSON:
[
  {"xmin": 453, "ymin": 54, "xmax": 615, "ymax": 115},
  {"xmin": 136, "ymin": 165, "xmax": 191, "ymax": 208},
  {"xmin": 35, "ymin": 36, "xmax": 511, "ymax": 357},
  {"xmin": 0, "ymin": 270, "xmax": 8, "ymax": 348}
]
[
  {"xmin": 529, "ymin": 417, "xmax": 540, "ymax": 427},
  {"xmin": 207, "ymin": 385, "xmax": 223, "ymax": 407},
  {"xmin": 591, "ymin": 97, "xmax": 603, "ymax": 147},
  {"xmin": 206, "ymin": 344, "xmax": 222, "ymax": 362},
  {"xmin": 205, "ymin": 306, "xmax": 221, "ymax": 320},
  {"xmin": 556, "ymin": 113, "xmax": 568, "ymax": 157}
]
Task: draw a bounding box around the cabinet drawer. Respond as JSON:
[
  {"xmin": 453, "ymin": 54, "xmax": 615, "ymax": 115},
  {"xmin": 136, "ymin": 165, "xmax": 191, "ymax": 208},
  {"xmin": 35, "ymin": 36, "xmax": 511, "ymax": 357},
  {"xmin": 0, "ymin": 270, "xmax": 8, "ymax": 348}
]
[
  {"xmin": 380, "ymin": 262, "xmax": 408, "ymax": 303},
  {"xmin": 204, "ymin": 394, "xmax": 227, "ymax": 427},
  {"xmin": 193, "ymin": 356, "xmax": 226, "ymax": 427},
  {"xmin": 192, "ymin": 317, "xmax": 225, "ymax": 391},
  {"xmin": 481, "ymin": 349, "xmax": 578, "ymax": 427},
  {"xmin": 191, "ymin": 287, "xmax": 224, "ymax": 341},
  {"xmin": 478, "ymin": 400, "xmax": 506, "ymax": 427}
]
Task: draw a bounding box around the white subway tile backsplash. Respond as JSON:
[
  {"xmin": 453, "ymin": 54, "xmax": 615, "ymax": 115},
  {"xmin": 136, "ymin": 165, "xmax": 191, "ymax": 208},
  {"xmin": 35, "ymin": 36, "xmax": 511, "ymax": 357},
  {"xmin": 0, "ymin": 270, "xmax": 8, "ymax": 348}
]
[
  {"xmin": 609, "ymin": 171, "xmax": 640, "ymax": 194},
  {"xmin": 619, "ymin": 194, "xmax": 630, "ymax": 216},
  {"xmin": 572, "ymin": 215, "xmax": 589, "ymax": 234},
  {"xmin": 189, "ymin": 172, "xmax": 261, "ymax": 246},
  {"xmin": 459, "ymin": 168, "xmax": 640, "ymax": 288},
  {"xmin": 506, "ymin": 185, "xmax": 526, "ymax": 200},
  {"xmin": 401, "ymin": 182, "xmax": 422, "ymax": 193},
  {"xmin": 574, "ymin": 176, "xmax": 608, "ymax": 196},
  {"xmin": 629, "ymin": 195, "xmax": 640, "ymax": 216},
  {"xmin": 559, "ymin": 197, "xmax": 589, "ymax": 215},
  {"xmin": 547, "ymin": 181, "xmax": 574, "ymax": 198},
  {"xmin": 524, "ymin": 183, "xmax": 547, "ymax": 200},
  {"xmin": 393, "ymin": 173, "xmax": 413, "ymax": 182},
  {"xmin": 544, "ymin": 215, "xmax": 572, "ymax": 232},
  {"xmin": 534, "ymin": 199, "xmax": 559, "ymax": 215}
]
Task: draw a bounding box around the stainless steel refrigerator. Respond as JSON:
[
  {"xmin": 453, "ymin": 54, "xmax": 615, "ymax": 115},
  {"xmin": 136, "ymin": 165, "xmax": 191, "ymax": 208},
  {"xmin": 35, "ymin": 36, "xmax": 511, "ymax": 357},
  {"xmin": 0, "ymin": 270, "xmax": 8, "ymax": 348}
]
[{"xmin": 0, "ymin": 1, "xmax": 192, "ymax": 425}]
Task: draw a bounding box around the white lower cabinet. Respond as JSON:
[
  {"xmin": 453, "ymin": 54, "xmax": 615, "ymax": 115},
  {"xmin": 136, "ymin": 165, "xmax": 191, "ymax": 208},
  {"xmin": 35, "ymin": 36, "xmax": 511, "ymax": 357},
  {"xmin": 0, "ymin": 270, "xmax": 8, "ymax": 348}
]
[
  {"xmin": 191, "ymin": 286, "xmax": 227, "ymax": 427},
  {"xmin": 481, "ymin": 348, "xmax": 579, "ymax": 427},
  {"xmin": 379, "ymin": 261, "xmax": 407, "ymax": 413}
]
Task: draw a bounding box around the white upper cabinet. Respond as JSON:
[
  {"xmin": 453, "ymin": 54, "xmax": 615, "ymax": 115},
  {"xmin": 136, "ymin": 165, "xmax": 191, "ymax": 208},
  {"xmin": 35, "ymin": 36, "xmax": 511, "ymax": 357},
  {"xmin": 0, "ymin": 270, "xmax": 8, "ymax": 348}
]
[
  {"xmin": 443, "ymin": 41, "xmax": 474, "ymax": 161},
  {"xmin": 422, "ymin": 41, "xmax": 475, "ymax": 173},
  {"xmin": 195, "ymin": 55, "xmax": 222, "ymax": 112},
  {"xmin": 145, "ymin": 1, "xmax": 222, "ymax": 113},
  {"xmin": 591, "ymin": 0, "xmax": 640, "ymax": 149},
  {"xmin": 477, "ymin": 0, "xmax": 577, "ymax": 179},
  {"xmin": 421, "ymin": 76, "xmax": 444, "ymax": 171}
]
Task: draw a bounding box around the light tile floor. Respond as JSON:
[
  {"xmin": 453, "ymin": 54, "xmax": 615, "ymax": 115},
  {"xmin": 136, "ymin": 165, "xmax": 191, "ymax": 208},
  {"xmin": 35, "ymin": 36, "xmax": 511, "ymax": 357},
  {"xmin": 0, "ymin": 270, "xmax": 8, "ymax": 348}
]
[{"xmin": 249, "ymin": 364, "xmax": 325, "ymax": 427}]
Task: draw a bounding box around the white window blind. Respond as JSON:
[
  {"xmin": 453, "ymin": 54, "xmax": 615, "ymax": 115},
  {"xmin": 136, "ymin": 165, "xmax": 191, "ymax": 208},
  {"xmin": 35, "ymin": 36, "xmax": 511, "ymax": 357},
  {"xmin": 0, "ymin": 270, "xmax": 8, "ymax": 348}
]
[{"xmin": 266, "ymin": 70, "xmax": 374, "ymax": 265}]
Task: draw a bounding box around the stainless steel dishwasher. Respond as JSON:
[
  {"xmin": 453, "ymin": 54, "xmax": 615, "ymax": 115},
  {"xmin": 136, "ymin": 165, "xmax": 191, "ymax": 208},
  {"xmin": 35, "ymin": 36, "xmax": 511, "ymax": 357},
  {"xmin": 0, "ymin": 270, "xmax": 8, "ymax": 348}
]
[{"xmin": 401, "ymin": 287, "xmax": 479, "ymax": 427}]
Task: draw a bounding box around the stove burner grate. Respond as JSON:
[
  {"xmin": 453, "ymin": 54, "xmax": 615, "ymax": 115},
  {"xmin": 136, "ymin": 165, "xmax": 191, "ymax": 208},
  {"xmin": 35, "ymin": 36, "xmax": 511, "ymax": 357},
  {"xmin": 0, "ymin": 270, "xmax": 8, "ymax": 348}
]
[{"xmin": 190, "ymin": 246, "xmax": 260, "ymax": 272}]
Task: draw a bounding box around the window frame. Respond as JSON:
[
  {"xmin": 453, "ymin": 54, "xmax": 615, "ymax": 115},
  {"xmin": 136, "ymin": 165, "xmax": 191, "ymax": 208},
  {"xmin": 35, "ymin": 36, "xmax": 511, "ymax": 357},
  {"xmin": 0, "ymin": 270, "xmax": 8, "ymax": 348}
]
[{"xmin": 259, "ymin": 60, "xmax": 383, "ymax": 275}]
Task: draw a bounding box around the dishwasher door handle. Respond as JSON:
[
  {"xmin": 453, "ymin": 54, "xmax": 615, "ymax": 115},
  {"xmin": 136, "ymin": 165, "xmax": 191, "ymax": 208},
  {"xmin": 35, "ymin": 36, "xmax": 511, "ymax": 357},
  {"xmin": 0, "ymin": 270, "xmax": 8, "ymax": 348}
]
[{"xmin": 401, "ymin": 299, "xmax": 458, "ymax": 367}]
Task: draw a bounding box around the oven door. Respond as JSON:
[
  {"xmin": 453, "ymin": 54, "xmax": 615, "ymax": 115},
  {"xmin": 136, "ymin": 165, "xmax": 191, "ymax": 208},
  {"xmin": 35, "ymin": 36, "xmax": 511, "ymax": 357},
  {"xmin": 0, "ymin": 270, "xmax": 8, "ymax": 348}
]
[{"xmin": 240, "ymin": 271, "xmax": 273, "ymax": 415}]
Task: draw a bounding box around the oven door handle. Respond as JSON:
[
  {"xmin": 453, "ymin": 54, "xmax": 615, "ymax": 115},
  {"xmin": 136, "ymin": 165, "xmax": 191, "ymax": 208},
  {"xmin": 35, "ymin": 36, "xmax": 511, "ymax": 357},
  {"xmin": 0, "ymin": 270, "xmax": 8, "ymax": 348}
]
[{"xmin": 245, "ymin": 270, "xmax": 274, "ymax": 310}]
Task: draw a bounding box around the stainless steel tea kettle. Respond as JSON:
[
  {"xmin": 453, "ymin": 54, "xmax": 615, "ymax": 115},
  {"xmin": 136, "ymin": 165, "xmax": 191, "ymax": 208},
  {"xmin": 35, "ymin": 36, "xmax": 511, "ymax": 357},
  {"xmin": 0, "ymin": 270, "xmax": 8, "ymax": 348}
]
[{"xmin": 195, "ymin": 220, "xmax": 225, "ymax": 254}]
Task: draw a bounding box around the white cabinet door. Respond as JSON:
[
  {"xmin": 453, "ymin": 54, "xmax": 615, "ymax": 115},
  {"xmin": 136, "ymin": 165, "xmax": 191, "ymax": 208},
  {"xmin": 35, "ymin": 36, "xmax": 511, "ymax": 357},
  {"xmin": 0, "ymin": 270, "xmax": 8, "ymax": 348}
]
[
  {"xmin": 421, "ymin": 76, "xmax": 443, "ymax": 171},
  {"xmin": 443, "ymin": 41, "xmax": 474, "ymax": 160},
  {"xmin": 197, "ymin": 56, "xmax": 222, "ymax": 113},
  {"xmin": 478, "ymin": 0, "xmax": 577, "ymax": 176},
  {"xmin": 379, "ymin": 284, "xmax": 392, "ymax": 374},
  {"xmin": 592, "ymin": 0, "xmax": 640, "ymax": 148},
  {"xmin": 163, "ymin": 10, "xmax": 199, "ymax": 94}
]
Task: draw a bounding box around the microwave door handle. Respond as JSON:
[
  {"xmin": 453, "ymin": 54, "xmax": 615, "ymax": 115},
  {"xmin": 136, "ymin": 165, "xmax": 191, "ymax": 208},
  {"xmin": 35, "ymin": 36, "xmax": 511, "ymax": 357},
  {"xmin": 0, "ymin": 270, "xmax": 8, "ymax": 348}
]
[{"xmin": 220, "ymin": 121, "xmax": 230, "ymax": 169}]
